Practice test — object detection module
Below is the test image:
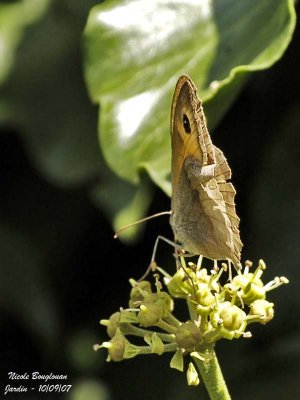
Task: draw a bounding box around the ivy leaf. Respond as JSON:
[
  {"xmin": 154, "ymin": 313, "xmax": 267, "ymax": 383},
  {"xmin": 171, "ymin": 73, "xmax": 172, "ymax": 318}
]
[{"xmin": 84, "ymin": 0, "xmax": 296, "ymax": 196}]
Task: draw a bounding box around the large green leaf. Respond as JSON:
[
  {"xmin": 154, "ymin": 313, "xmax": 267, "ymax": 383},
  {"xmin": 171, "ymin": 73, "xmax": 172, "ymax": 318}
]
[{"xmin": 84, "ymin": 0, "xmax": 296, "ymax": 196}]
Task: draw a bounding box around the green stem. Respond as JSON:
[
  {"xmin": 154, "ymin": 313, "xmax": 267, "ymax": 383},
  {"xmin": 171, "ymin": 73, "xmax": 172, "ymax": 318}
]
[
  {"xmin": 122, "ymin": 324, "xmax": 175, "ymax": 342},
  {"xmin": 193, "ymin": 348, "xmax": 231, "ymax": 400},
  {"xmin": 134, "ymin": 342, "xmax": 178, "ymax": 355},
  {"xmin": 157, "ymin": 319, "xmax": 178, "ymax": 334},
  {"xmin": 187, "ymin": 298, "xmax": 198, "ymax": 321},
  {"xmin": 163, "ymin": 313, "xmax": 181, "ymax": 327}
]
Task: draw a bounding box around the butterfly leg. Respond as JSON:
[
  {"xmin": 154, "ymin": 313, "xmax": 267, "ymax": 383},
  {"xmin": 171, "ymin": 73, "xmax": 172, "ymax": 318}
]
[{"xmin": 137, "ymin": 235, "xmax": 183, "ymax": 281}]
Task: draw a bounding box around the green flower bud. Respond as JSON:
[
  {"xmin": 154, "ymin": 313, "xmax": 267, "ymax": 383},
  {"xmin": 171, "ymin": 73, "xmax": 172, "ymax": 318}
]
[
  {"xmin": 242, "ymin": 282, "xmax": 266, "ymax": 304},
  {"xmin": 250, "ymin": 300, "xmax": 274, "ymax": 324},
  {"xmin": 101, "ymin": 312, "xmax": 121, "ymax": 338},
  {"xmin": 187, "ymin": 362, "xmax": 200, "ymax": 386},
  {"xmin": 137, "ymin": 290, "xmax": 174, "ymax": 327},
  {"xmin": 103, "ymin": 329, "xmax": 140, "ymax": 361},
  {"xmin": 167, "ymin": 268, "xmax": 195, "ymax": 298},
  {"xmin": 196, "ymin": 284, "xmax": 215, "ymax": 307},
  {"xmin": 219, "ymin": 304, "xmax": 246, "ymax": 331},
  {"xmin": 233, "ymin": 273, "xmax": 264, "ymax": 292},
  {"xmin": 129, "ymin": 281, "xmax": 152, "ymax": 307},
  {"xmin": 211, "ymin": 302, "xmax": 246, "ymax": 339},
  {"xmin": 155, "ymin": 291, "xmax": 174, "ymax": 314},
  {"xmin": 107, "ymin": 329, "xmax": 126, "ymax": 361},
  {"xmin": 144, "ymin": 291, "xmax": 173, "ymax": 314},
  {"xmin": 231, "ymin": 274, "xmax": 250, "ymax": 289},
  {"xmin": 175, "ymin": 321, "xmax": 202, "ymax": 351},
  {"xmin": 138, "ymin": 303, "xmax": 162, "ymax": 327}
]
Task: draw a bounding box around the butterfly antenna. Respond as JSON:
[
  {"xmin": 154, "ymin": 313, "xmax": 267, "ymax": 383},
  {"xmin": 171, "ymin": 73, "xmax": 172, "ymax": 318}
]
[{"xmin": 114, "ymin": 211, "xmax": 171, "ymax": 239}]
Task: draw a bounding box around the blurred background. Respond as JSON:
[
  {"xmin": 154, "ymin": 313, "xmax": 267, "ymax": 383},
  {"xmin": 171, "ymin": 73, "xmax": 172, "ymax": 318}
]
[{"xmin": 0, "ymin": 1, "xmax": 300, "ymax": 399}]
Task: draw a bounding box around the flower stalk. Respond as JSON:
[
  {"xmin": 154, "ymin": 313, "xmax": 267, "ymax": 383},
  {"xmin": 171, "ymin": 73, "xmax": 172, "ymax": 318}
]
[{"xmin": 192, "ymin": 348, "xmax": 231, "ymax": 400}]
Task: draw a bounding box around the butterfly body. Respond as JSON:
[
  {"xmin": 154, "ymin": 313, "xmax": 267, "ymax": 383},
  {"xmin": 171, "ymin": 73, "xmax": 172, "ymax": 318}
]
[{"xmin": 170, "ymin": 75, "xmax": 242, "ymax": 267}]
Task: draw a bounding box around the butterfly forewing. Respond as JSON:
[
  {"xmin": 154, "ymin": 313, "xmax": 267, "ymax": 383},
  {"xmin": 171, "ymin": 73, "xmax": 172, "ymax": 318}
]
[{"xmin": 170, "ymin": 75, "xmax": 242, "ymax": 268}]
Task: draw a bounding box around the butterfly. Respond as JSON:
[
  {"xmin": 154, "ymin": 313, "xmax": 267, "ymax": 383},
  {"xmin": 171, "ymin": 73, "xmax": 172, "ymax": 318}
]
[{"xmin": 170, "ymin": 75, "xmax": 242, "ymax": 268}]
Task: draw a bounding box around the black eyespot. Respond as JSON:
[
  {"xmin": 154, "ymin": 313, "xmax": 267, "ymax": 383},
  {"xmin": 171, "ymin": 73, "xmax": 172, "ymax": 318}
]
[{"xmin": 183, "ymin": 114, "xmax": 191, "ymax": 134}]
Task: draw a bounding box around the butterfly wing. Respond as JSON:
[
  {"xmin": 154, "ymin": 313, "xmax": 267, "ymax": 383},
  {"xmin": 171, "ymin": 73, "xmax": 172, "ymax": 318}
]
[
  {"xmin": 170, "ymin": 75, "xmax": 242, "ymax": 267},
  {"xmin": 213, "ymin": 145, "xmax": 243, "ymax": 264}
]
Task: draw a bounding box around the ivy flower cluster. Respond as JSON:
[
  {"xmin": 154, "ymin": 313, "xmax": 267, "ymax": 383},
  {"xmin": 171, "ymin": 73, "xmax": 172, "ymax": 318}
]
[{"xmin": 94, "ymin": 258, "xmax": 288, "ymax": 385}]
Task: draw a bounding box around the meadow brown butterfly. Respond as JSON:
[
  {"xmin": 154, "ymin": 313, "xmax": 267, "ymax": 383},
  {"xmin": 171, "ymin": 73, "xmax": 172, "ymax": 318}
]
[{"xmin": 170, "ymin": 75, "xmax": 242, "ymax": 267}]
